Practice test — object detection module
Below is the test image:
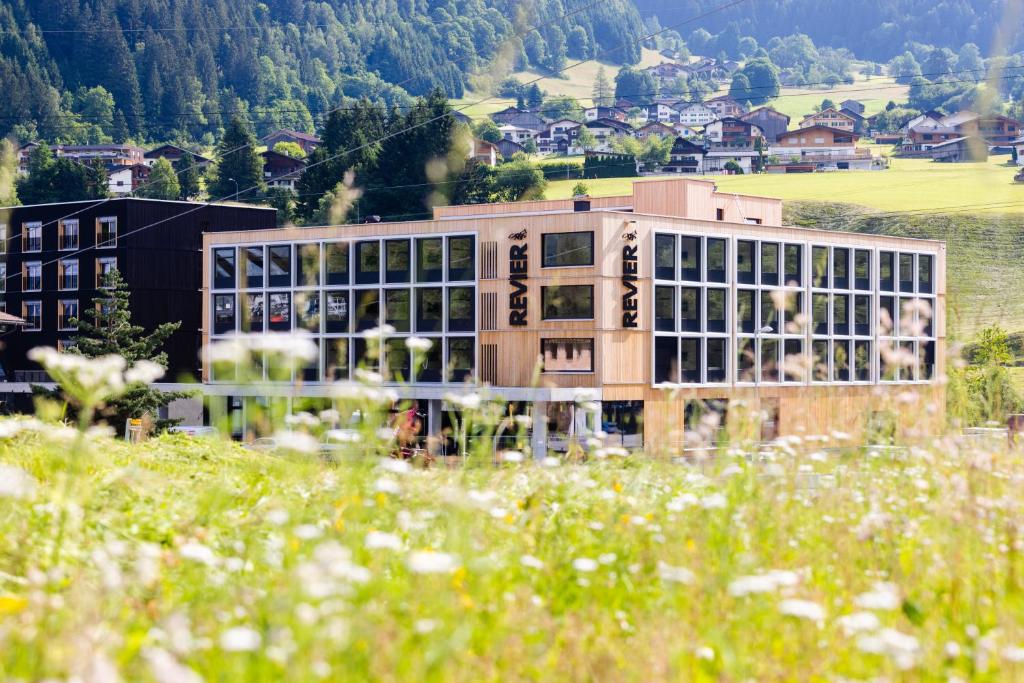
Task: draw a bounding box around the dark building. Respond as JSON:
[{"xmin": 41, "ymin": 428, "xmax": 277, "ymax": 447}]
[
  {"xmin": 739, "ymin": 107, "xmax": 791, "ymax": 143},
  {"xmin": 0, "ymin": 198, "xmax": 276, "ymax": 383}
]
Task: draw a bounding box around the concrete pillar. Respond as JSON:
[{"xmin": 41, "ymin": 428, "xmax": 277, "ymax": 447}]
[{"xmin": 530, "ymin": 401, "xmax": 548, "ymax": 460}]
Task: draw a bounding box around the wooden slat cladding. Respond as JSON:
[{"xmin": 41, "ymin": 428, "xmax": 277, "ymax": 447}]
[
  {"xmin": 481, "ymin": 241, "xmax": 498, "ymax": 279},
  {"xmin": 480, "ymin": 343, "xmax": 499, "ymax": 384},
  {"xmin": 480, "ymin": 292, "xmax": 498, "ymax": 331}
]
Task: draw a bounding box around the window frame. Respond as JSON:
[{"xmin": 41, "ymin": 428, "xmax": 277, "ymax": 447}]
[
  {"xmin": 541, "ymin": 231, "xmax": 594, "ymax": 269},
  {"xmin": 540, "ymin": 338, "xmax": 595, "ymax": 374}
]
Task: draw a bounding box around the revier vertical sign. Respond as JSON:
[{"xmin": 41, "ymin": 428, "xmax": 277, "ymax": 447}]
[
  {"xmin": 508, "ymin": 230, "xmax": 528, "ymax": 326},
  {"xmin": 622, "ymin": 241, "xmax": 639, "ymax": 328}
]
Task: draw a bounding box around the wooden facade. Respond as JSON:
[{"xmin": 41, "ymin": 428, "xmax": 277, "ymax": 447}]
[{"xmin": 203, "ymin": 178, "xmax": 946, "ymax": 449}]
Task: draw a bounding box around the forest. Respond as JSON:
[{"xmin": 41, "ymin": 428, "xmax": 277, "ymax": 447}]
[{"xmin": 0, "ymin": 0, "xmax": 646, "ymax": 144}]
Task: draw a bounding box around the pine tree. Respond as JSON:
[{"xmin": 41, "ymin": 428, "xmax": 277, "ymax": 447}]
[
  {"xmin": 136, "ymin": 158, "xmax": 180, "ymax": 200},
  {"xmin": 208, "ymin": 116, "xmax": 264, "ymax": 201},
  {"xmin": 592, "ymin": 66, "xmax": 613, "ymax": 107},
  {"xmin": 176, "ymin": 152, "xmax": 203, "ymax": 200}
]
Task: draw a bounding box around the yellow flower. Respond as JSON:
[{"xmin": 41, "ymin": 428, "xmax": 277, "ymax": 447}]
[
  {"xmin": 613, "ymin": 481, "xmax": 623, "ymax": 493},
  {"xmin": 0, "ymin": 594, "xmax": 28, "ymax": 616}
]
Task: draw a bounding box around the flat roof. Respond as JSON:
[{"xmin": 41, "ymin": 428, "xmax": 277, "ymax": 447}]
[{"xmin": 0, "ymin": 197, "xmax": 277, "ymax": 211}]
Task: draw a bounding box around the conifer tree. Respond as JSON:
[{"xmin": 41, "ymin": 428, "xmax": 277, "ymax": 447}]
[
  {"xmin": 208, "ymin": 116, "xmax": 264, "ymax": 201},
  {"xmin": 176, "ymin": 152, "xmax": 203, "ymax": 200}
]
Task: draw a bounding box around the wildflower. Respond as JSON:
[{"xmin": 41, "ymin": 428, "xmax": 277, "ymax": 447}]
[
  {"xmin": 541, "ymin": 456, "xmax": 560, "ymax": 467},
  {"xmin": 444, "ymin": 392, "xmax": 482, "ymax": 411},
  {"xmin": 265, "ymin": 509, "xmax": 290, "ymax": 526},
  {"xmin": 318, "ymin": 409, "xmax": 340, "ymax": 424},
  {"xmin": 361, "ymin": 324, "xmax": 397, "ymax": 340},
  {"xmin": 728, "ymin": 570, "xmax": 799, "ymax": 596},
  {"xmin": 179, "ymin": 541, "xmax": 218, "ymax": 567},
  {"xmin": 378, "ymin": 458, "xmax": 411, "ymax": 474},
  {"xmin": 284, "ymin": 412, "xmax": 320, "ymax": 429},
  {"xmin": 657, "ymin": 562, "xmax": 695, "ymax": 585},
  {"xmin": 854, "ymin": 582, "xmax": 901, "ymax": 611},
  {"xmin": 405, "ymin": 337, "xmax": 433, "ymax": 352},
  {"xmin": 700, "ymin": 493, "xmax": 728, "ymax": 509},
  {"xmin": 294, "ymin": 525, "xmax": 322, "ymax": 540},
  {"xmin": 778, "ymin": 599, "xmax": 825, "ymax": 622},
  {"xmin": 572, "ymin": 558, "xmax": 598, "ymax": 572},
  {"xmin": 837, "ymin": 611, "xmax": 880, "ymax": 636},
  {"xmin": 220, "ymin": 626, "xmax": 262, "ymax": 652},
  {"xmin": 501, "ymin": 450, "xmax": 524, "ymax": 463},
  {"xmin": 1002, "ymin": 647, "xmax": 1024, "ymax": 662},
  {"xmin": 857, "ymin": 628, "xmax": 920, "ymax": 670},
  {"xmin": 374, "ymin": 477, "xmax": 401, "ymax": 494},
  {"xmin": 354, "ymin": 368, "xmax": 384, "ymax": 384},
  {"xmin": 365, "ymin": 531, "xmax": 402, "ymax": 551},
  {"xmin": 407, "ymin": 551, "xmax": 459, "ymax": 574},
  {"xmin": 142, "ymin": 647, "xmax": 202, "ymax": 683},
  {"xmin": 696, "ymin": 646, "xmax": 715, "ymax": 661},
  {"xmin": 272, "ymin": 430, "xmax": 320, "ymax": 454},
  {"xmin": 598, "ymin": 553, "xmax": 617, "ymax": 565},
  {"xmin": 0, "ymin": 464, "xmax": 37, "ymax": 500},
  {"xmin": 414, "ymin": 619, "xmax": 439, "ymax": 634},
  {"xmin": 124, "ymin": 360, "xmax": 165, "ymax": 384},
  {"xmin": 520, "ymin": 555, "xmax": 544, "ymax": 570},
  {"xmin": 325, "ymin": 429, "xmax": 362, "ymax": 443}
]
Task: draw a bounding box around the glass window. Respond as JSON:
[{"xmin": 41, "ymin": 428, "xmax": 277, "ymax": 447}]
[
  {"xmin": 541, "ymin": 285, "xmax": 593, "ymax": 320},
  {"xmin": 352, "ymin": 338, "xmax": 379, "ymax": 374},
  {"xmin": 385, "ymin": 289, "xmax": 411, "ymax": 332},
  {"xmin": 355, "ymin": 241, "xmax": 380, "ymax": 285},
  {"xmin": 385, "ymin": 240, "xmax": 411, "ymax": 283},
  {"xmin": 602, "ymin": 401, "xmax": 644, "ymax": 436},
  {"xmin": 447, "ymin": 338, "xmax": 474, "ymax": 382},
  {"xmin": 920, "ymin": 340, "xmax": 935, "ymax": 380},
  {"xmin": 761, "ymin": 242, "xmax": 779, "ymax": 286},
  {"xmin": 213, "ymin": 248, "xmax": 235, "ymax": 289},
  {"xmin": 833, "ymin": 247, "xmax": 849, "ymax": 289},
  {"xmin": 22, "ymin": 222, "xmax": 41, "ymax": 252},
  {"xmin": 60, "ymin": 220, "xmax": 79, "ymax": 251},
  {"xmin": 542, "ymin": 232, "xmax": 593, "ymax": 268},
  {"xmin": 325, "ymin": 242, "xmax": 349, "ymax": 285},
  {"xmin": 355, "ymin": 289, "xmax": 380, "ymax": 331},
  {"xmin": 760, "ymin": 290, "xmax": 779, "ymax": 332},
  {"xmin": 295, "ymin": 291, "xmax": 320, "ymax": 332},
  {"xmin": 296, "ymin": 243, "xmax": 320, "ymax": 287},
  {"xmin": 416, "ymin": 338, "xmax": 443, "ymax": 382},
  {"xmin": 707, "ymin": 238, "xmax": 727, "ymax": 283},
  {"xmin": 812, "ymin": 293, "xmax": 829, "ymax": 336},
  {"xmin": 737, "ymin": 338, "xmax": 755, "ymax": 382},
  {"xmin": 812, "ymin": 246, "xmax": 828, "ymax": 288},
  {"xmin": 854, "ymin": 340, "xmax": 872, "ymax": 381},
  {"xmin": 448, "ymin": 287, "xmax": 475, "ymax": 332},
  {"xmin": 854, "ymin": 295, "xmax": 870, "ymax": 336},
  {"xmin": 242, "ymin": 247, "xmax": 264, "ymax": 289},
  {"xmin": 21, "ymin": 262, "xmax": 41, "ymax": 292},
  {"xmin": 783, "ymin": 339, "xmax": 804, "ymax": 382},
  {"xmin": 22, "ymin": 301, "xmax": 41, "ymax": 331},
  {"xmin": 268, "ymin": 246, "xmax": 291, "ymax": 287},
  {"xmin": 214, "ymin": 294, "xmax": 236, "ymax": 335},
  {"xmin": 416, "ymin": 238, "xmax": 443, "ymax": 282},
  {"xmin": 680, "ymin": 338, "xmax": 700, "ymax": 382},
  {"xmin": 242, "ymin": 293, "xmax": 264, "ymax": 332},
  {"xmin": 880, "ymin": 340, "xmax": 899, "ymax": 381},
  {"xmin": 854, "ymin": 250, "xmax": 870, "ymax": 290},
  {"xmin": 59, "ymin": 260, "xmax": 78, "ymax": 290},
  {"xmin": 654, "ymin": 286, "xmax": 675, "ymax": 332},
  {"xmin": 880, "ymin": 296, "xmax": 896, "ymax": 335},
  {"xmin": 737, "ymin": 240, "xmax": 755, "ymax": 284},
  {"xmin": 541, "ymin": 338, "xmax": 594, "ymax": 373},
  {"xmin": 899, "ymin": 298, "xmax": 915, "ymax": 336},
  {"xmin": 918, "ymin": 254, "xmax": 933, "ymax": 294},
  {"xmin": 901, "ymin": 341, "xmax": 916, "ymax": 380},
  {"xmin": 416, "ymin": 288, "xmax": 443, "ymax": 332},
  {"xmin": 812, "ymin": 340, "xmax": 829, "ymax": 381},
  {"xmin": 97, "ymin": 217, "xmax": 117, "ymax": 248},
  {"xmin": 833, "ymin": 340, "xmax": 851, "ymax": 381},
  {"xmin": 680, "ymin": 287, "xmax": 700, "ymax": 332},
  {"xmin": 833, "ymin": 294, "xmax": 849, "ymax": 335},
  {"xmin": 707, "ymin": 338, "xmax": 727, "ymax": 383},
  {"xmin": 680, "ymin": 236, "xmax": 701, "ymax": 281},
  {"xmin": 654, "ymin": 336, "xmax": 678, "ymax": 384},
  {"xmin": 447, "ymin": 236, "xmax": 475, "ymax": 281},
  {"xmin": 784, "ymin": 244, "xmax": 802, "ymax": 286},
  {"xmin": 706, "ymin": 288, "xmax": 727, "ymax": 333},
  {"xmin": 784, "ymin": 291, "xmax": 803, "ymax": 333},
  {"xmin": 268, "ymin": 292, "xmax": 291, "ymax": 331},
  {"xmin": 58, "ymin": 299, "xmax": 79, "ymax": 331},
  {"xmin": 96, "ymin": 257, "xmax": 117, "ymax": 287},
  {"xmin": 385, "ymin": 338, "xmax": 410, "ymax": 381},
  {"xmin": 655, "ymin": 234, "xmax": 675, "ymax": 280},
  {"xmin": 300, "ymin": 339, "xmax": 320, "ymax": 383},
  {"xmin": 761, "ymin": 338, "xmax": 779, "ymax": 382},
  {"xmin": 899, "ymin": 253, "xmax": 914, "ymax": 292},
  {"xmin": 0, "ymin": 262, "xmax": 7, "ymax": 292},
  {"xmin": 879, "ymin": 251, "xmax": 895, "ymax": 291},
  {"xmin": 324, "ymin": 291, "xmax": 349, "ymax": 333},
  {"xmin": 738, "ymin": 289, "xmax": 755, "ymax": 333},
  {"xmin": 324, "ymin": 338, "xmax": 349, "ymax": 381}
]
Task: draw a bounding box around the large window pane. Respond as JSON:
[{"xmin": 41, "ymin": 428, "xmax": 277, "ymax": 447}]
[
  {"xmin": 812, "ymin": 294, "xmax": 829, "ymax": 336},
  {"xmin": 812, "ymin": 340, "xmax": 829, "ymax": 381},
  {"xmin": 655, "ymin": 234, "xmax": 675, "ymax": 280},
  {"xmin": 707, "ymin": 338, "xmax": 727, "ymax": 383},
  {"xmin": 385, "ymin": 240, "xmax": 411, "ymax": 283},
  {"xmin": 784, "ymin": 244, "xmax": 802, "ymax": 286},
  {"xmin": 920, "ymin": 341, "xmax": 935, "ymax": 380},
  {"xmin": 899, "ymin": 253, "xmax": 914, "ymax": 292},
  {"xmin": 214, "ymin": 294, "xmax": 235, "ymax": 334},
  {"xmin": 325, "ymin": 338, "xmax": 349, "ymax": 381},
  {"xmin": 833, "ymin": 340, "xmax": 850, "ymax": 381},
  {"xmin": 542, "ymin": 232, "xmax": 593, "ymax": 267},
  {"xmin": 242, "ymin": 293, "xmax": 263, "ymax": 332},
  {"xmin": 268, "ymin": 246, "xmax": 290, "ymax": 288},
  {"xmin": 295, "ymin": 291, "xmax": 320, "ymax": 332},
  {"xmin": 785, "ymin": 291, "xmax": 803, "ymax": 334},
  {"xmin": 880, "ymin": 296, "xmax": 896, "ymax": 335},
  {"xmin": 353, "ymin": 338, "xmax": 379, "ymax": 374},
  {"xmin": 356, "ymin": 241, "xmax": 380, "ymax": 285},
  {"xmin": 760, "ymin": 290, "xmax": 779, "ymax": 332},
  {"xmin": 541, "ymin": 285, "xmax": 593, "ymax": 320},
  {"xmin": 738, "ymin": 289, "xmax": 755, "ymax": 333},
  {"xmin": 385, "ymin": 289, "xmax": 411, "ymax": 332},
  {"xmin": 325, "ymin": 291, "xmax": 349, "ymax": 333},
  {"xmin": 355, "ymin": 289, "xmax": 380, "ymax": 331},
  {"xmin": 416, "ymin": 238, "xmax": 443, "ymax": 282},
  {"xmin": 918, "ymin": 254, "xmax": 933, "ymax": 294},
  {"xmin": 448, "ymin": 287, "xmax": 475, "ymax": 332},
  {"xmin": 325, "ymin": 242, "xmax": 349, "ymax": 285},
  {"xmin": 707, "ymin": 238, "xmax": 727, "ymax": 283},
  {"xmin": 654, "ymin": 336, "xmax": 678, "ymax": 384},
  {"xmin": 242, "ymin": 247, "xmax": 264, "ymax": 289},
  {"xmin": 783, "ymin": 339, "xmax": 804, "ymax": 382},
  {"xmin": 854, "ymin": 340, "xmax": 871, "ymax": 381},
  {"xmin": 761, "ymin": 242, "xmax": 779, "ymax": 286},
  {"xmin": 737, "ymin": 338, "xmax": 755, "ymax": 382},
  {"xmin": 706, "ymin": 288, "xmax": 727, "ymax": 333},
  {"xmin": 680, "ymin": 338, "xmax": 700, "ymax": 383},
  {"xmin": 737, "ymin": 240, "xmax": 755, "ymax": 284},
  {"xmin": 385, "ymin": 338, "xmax": 410, "ymax": 381},
  {"xmin": 879, "ymin": 251, "xmax": 895, "ymax": 291},
  {"xmin": 654, "ymin": 286, "xmax": 675, "ymax": 332},
  {"xmin": 447, "ymin": 338, "xmax": 474, "ymax": 382},
  {"xmin": 854, "ymin": 250, "xmax": 870, "ymax": 290},
  {"xmin": 812, "ymin": 246, "xmax": 828, "ymax": 288},
  {"xmin": 680, "ymin": 236, "xmax": 701, "ymax": 281},
  {"xmin": 416, "ymin": 288, "xmax": 443, "ymax": 332},
  {"xmin": 268, "ymin": 292, "xmax": 291, "ymax": 331},
  {"xmin": 680, "ymin": 287, "xmax": 700, "ymax": 332},
  {"xmin": 833, "ymin": 294, "xmax": 849, "ymax": 336},
  {"xmin": 448, "ymin": 236, "xmax": 475, "ymax": 281},
  {"xmin": 416, "ymin": 338, "xmax": 443, "ymax": 382},
  {"xmin": 854, "ymin": 295, "xmax": 870, "ymax": 336},
  {"xmin": 296, "ymin": 243, "xmax": 320, "ymax": 287},
  {"xmin": 214, "ymin": 248, "xmax": 235, "ymax": 289},
  {"xmin": 761, "ymin": 338, "xmax": 779, "ymax": 382},
  {"xmin": 833, "ymin": 247, "xmax": 849, "ymax": 289}
]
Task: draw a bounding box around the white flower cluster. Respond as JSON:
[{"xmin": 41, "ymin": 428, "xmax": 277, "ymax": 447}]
[
  {"xmin": 28, "ymin": 347, "xmax": 165, "ymax": 408},
  {"xmin": 205, "ymin": 333, "xmax": 318, "ymax": 367}
]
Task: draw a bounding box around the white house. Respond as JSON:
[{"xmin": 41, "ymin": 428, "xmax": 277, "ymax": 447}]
[
  {"xmin": 498, "ymin": 125, "xmax": 537, "ymax": 145},
  {"xmin": 642, "ymin": 103, "xmax": 679, "ymax": 124},
  {"xmin": 675, "ymin": 102, "xmax": 717, "ymax": 127}
]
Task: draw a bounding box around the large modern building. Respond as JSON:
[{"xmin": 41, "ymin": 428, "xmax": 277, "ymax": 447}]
[
  {"xmin": 1, "ymin": 198, "xmax": 276, "ymax": 384},
  {"xmin": 202, "ymin": 178, "xmax": 945, "ymax": 451}
]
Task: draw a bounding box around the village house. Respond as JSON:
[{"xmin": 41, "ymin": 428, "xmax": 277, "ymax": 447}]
[
  {"xmin": 952, "ymin": 113, "xmax": 1021, "ymax": 146},
  {"xmin": 635, "ymin": 122, "xmax": 678, "ymax": 140},
  {"xmin": 498, "ymin": 124, "xmax": 537, "ymax": 145},
  {"xmin": 739, "ymin": 107, "xmax": 791, "ymax": 143},
  {"xmin": 106, "ymin": 163, "xmax": 151, "ymax": 195},
  {"xmin": 570, "ymin": 118, "xmax": 634, "ymax": 153},
  {"xmin": 918, "ymin": 136, "xmax": 990, "ymax": 163},
  {"xmin": 661, "ymin": 137, "xmax": 706, "ymax": 174},
  {"xmin": 261, "ymin": 129, "xmax": 321, "ymax": 156},
  {"xmin": 841, "ymin": 99, "xmax": 866, "ymax": 115},
  {"xmin": 771, "ymin": 126, "xmax": 876, "ymax": 170},
  {"xmin": 144, "ymin": 144, "xmax": 213, "ymax": 170},
  {"xmin": 583, "ymin": 106, "xmax": 628, "ymax": 122},
  {"xmin": 17, "ymin": 143, "xmax": 145, "ymax": 174},
  {"xmin": 799, "ymin": 107, "xmax": 856, "ymax": 132},
  {"xmin": 1015, "ymin": 136, "xmax": 1024, "ymax": 166},
  {"xmin": 671, "ymin": 123, "xmax": 700, "ymax": 138},
  {"xmin": 467, "ymin": 138, "xmax": 499, "ymax": 167},
  {"xmin": 260, "ymin": 150, "xmax": 305, "ymax": 192},
  {"xmin": 496, "ymin": 138, "xmax": 526, "ymax": 159},
  {"xmin": 705, "ymin": 96, "xmax": 746, "ymax": 119},
  {"xmin": 490, "ymin": 107, "xmax": 546, "ymax": 133},
  {"xmin": 902, "ymin": 119, "xmax": 959, "ymax": 152},
  {"xmin": 642, "ymin": 102, "xmax": 679, "ymax": 124},
  {"xmin": 645, "ymin": 62, "xmax": 689, "ymax": 81},
  {"xmin": 675, "ymin": 101, "xmax": 717, "ymax": 127},
  {"xmin": 704, "ymin": 118, "xmax": 763, "ymax": 174}
]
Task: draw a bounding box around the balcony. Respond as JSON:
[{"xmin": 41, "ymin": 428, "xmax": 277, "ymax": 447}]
[
  {"xmin": 23, "ymin": 237, "xmax": 41, "ymax": 252},
  {"xmin": 22, "ymin": 276, "xmax": 41, "ymax": 291},
  {"xmin": 97, "ymin": 231, "xmax": 116, "ymax": 249},
  {"xmin": 60, "ymin": 235, "xmax": 78, "ymax": 250},
  {"xmin": 60, "ymin": 274, "xmax": 78, "ymax": 290}
]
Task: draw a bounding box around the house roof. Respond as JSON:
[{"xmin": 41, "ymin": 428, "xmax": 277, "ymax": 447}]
[
  {"xmin": 586, "ymin": 118, "xmax": 633, "ymax": 132},
  {"xmin": 939, "ymin": 111, "xmax": 980, "ymax": 127},
  {"xmin": 261, "ymin": 149, "xmax": 305, "ymax": 164},
  {"xmin": 928, "ymin": 135, "xmax": 987, "ymax": 149},
  {"xmin": 777, "ymin": 125, "xmax": 860, "ymax": 140},
  {"xmin": 706, "ymin": 95, "xmax": 740, "ymax": 105},
  {"xmin": 144, "ymin": 144, "xmax": 212, "ymax": 163},
  {"xmin": 0, "ymin": 311, "xmax": 26, "ymax": 327},
  {"xmin": 740, "ymin": 106, "xmax": 791, "ymax": 123},
  {"xmin": 839, "ymin": 107, "xmax": 866, "ymax": 121},
  {"xmin": 801, "ymin": 107, "xmax": 855, "ymax": 122},
  {"xmin": 262, "ymin": 129, "xmax": 321, "ymax": 144},
  {"xmin": 670, "ymin": 137, "xmax": 705, "ymax": 154},
  {"xmin": 639, "ymin": 122, "xmax": 676, "ymax": 133}
]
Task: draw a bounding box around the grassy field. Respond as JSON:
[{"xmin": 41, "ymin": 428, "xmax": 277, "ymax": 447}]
[
  {"xmin": 547, "ymin": 157, "xmax": 1024, "ymax": 214},
  {"xmin": 757, "ymin": 75, "xmax": 909, "ymax": 123}
]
